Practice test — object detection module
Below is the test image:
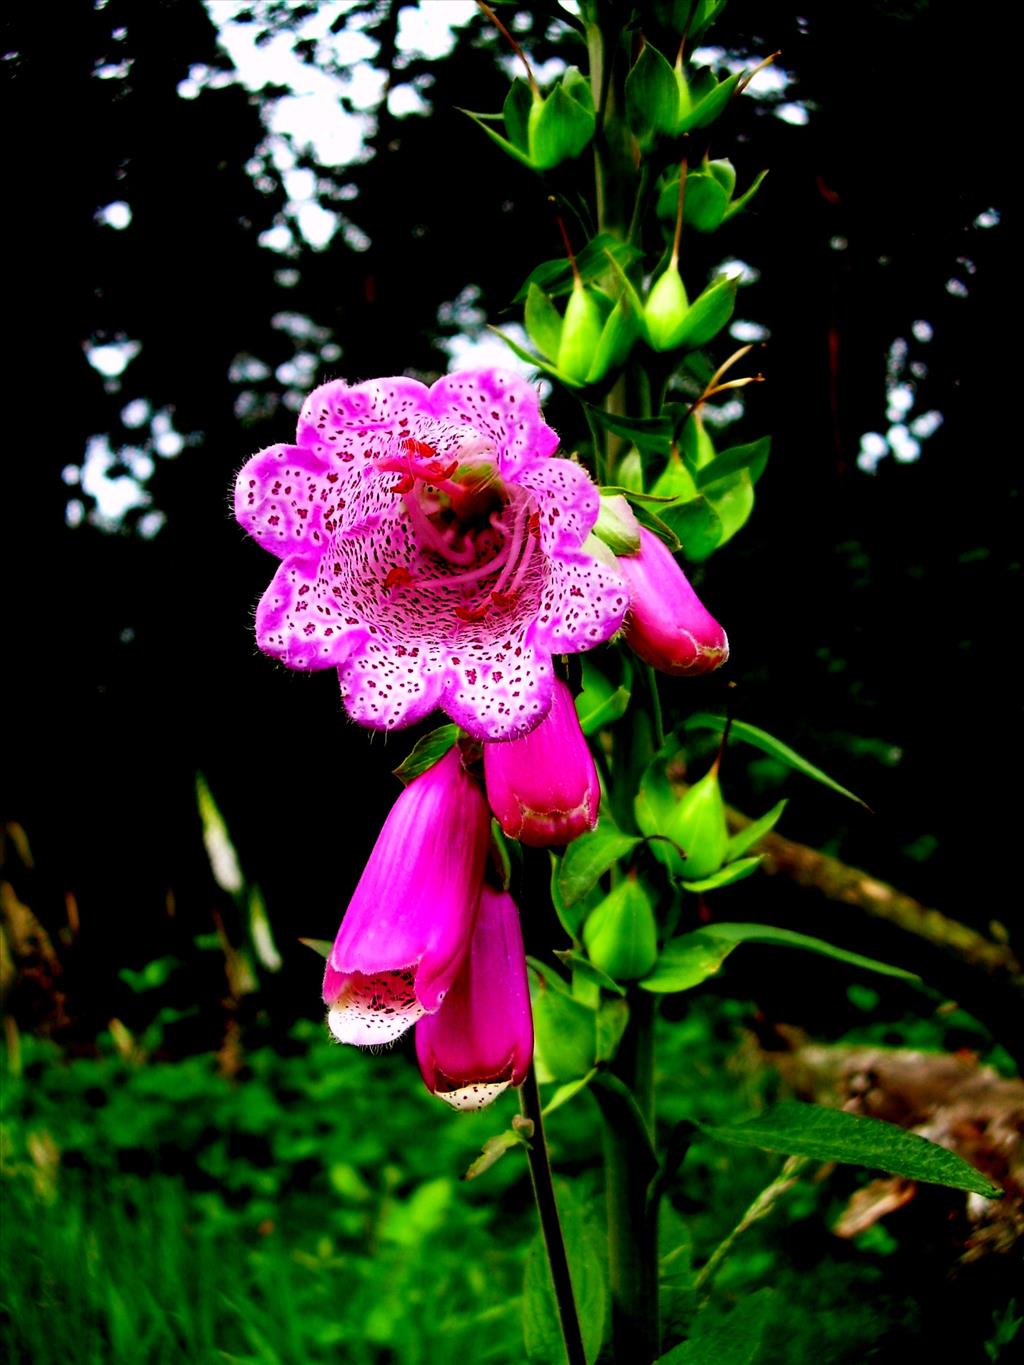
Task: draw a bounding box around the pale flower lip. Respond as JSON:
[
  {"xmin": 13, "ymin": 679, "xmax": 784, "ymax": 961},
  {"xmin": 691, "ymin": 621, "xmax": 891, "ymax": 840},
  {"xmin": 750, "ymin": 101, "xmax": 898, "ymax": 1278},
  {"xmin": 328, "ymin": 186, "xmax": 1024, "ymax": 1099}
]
[
  {"xmin": 415, "ymin": 885, "xmax": 533, "ymax": 1110},
  {"xmin": 323, "ymin": 746, "xmax": 491, "ymax": 1046},
  {"xmin": 235, "ymin": 367, "xmax": 628, "ymax": 741}
]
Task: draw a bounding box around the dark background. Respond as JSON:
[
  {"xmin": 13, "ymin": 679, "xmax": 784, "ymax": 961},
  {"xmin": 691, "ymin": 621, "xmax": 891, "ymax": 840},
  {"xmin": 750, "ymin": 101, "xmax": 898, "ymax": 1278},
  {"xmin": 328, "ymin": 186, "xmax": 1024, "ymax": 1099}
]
[{"xmin": 3, "ymin": 0, "xmax": 1018, "ymax": 1040}]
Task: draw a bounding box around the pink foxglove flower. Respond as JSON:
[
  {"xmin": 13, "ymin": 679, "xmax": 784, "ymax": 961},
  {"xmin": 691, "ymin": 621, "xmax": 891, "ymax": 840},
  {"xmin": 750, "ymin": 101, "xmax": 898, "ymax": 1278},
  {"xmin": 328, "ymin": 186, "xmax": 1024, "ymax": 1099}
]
[
  {"xmin": 323, "ymin": 746, "xmax": 490, "ymax": 1045},
  {"xmin": 483, "ymin": 676, "xmax": 599, "ymax": 847},
  {"xmin": 616, "ymin": 527, "xmax": 729, "ymax": 676},
  {"xmin": 415, "ymin": 886, "xmax": 532, "ymax": 1110},
  {"xmin": 235, "ymin": 369, "xmax": 628, "ymax": 740}
]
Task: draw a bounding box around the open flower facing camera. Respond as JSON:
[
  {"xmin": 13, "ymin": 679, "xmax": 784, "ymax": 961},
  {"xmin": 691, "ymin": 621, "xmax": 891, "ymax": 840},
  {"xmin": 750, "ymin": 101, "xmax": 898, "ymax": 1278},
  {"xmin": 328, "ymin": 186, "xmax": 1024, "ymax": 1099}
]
[{"xmin": 235, "ymin": 368, "xmax": 628, "ymax": 741}]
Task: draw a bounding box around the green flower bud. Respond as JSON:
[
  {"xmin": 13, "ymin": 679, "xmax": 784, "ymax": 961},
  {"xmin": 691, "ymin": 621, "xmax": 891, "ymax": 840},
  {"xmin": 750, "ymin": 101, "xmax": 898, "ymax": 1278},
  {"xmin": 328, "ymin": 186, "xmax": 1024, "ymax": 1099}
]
[
  {"xmin": 644, "ymin": 265, "xmax": 690, "ymax": 352},
  {"xmin": 558, "ymin": 278, "xmax": 606, "ymax": 385},
  {"xmin": 529, "ymin": 68, "xmax": 596, "ymax": 170},
  {"xmin": 593, "ymin": 493, "xmax": 642, "ymax": 556},
  {"xmin": 583, "ymin": 878, "xmax": 658, "ymax": 981},
  {"xmin": 667, "ymin": 759, "xmax": 729, "ymax": 881},
  {"xmin": 625, "ymin": 42, "xmax": 680, "ymax": 149}
]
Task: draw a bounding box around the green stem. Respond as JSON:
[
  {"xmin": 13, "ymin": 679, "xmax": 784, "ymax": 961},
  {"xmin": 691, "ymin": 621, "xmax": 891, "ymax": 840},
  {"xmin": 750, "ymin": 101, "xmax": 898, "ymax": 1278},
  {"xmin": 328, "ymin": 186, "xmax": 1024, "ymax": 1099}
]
[
  {"xmin": 519, "ymin": 1068, "xmax": 588, "ymax": 1365},
  {"xmin": 695, "ymin": 1155, "xmax": 807, "ymax": 1297},
  {"xmin": 645, "ymin": 664, "xmax": 665, "ymax": 750},
  {"xmin": 601, "ymin": 991, "xmax": 660, "ymax": 1362}
]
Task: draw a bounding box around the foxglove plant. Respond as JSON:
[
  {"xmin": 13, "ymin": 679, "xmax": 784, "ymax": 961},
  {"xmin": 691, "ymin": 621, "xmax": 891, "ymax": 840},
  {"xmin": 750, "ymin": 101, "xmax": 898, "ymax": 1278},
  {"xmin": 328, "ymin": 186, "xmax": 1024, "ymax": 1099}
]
[{"xmin": 231, "ymin": 6, "xmax": 976, "ymax": 1364}]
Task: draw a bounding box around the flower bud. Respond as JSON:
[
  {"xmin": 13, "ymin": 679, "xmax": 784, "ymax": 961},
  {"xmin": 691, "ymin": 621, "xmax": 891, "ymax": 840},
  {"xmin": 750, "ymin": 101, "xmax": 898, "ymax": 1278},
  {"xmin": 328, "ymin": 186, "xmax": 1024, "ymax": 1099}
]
[
  {"xmin": 484, "ymin": 677, "xmax": 600, "ymax": 847},
  {"xmin": 617, "ymin": 527, "xmax": 729, "ymax": 676},
  {"xmin": 644, "ymin": 265, "xmax": 690, "ymax": 352},
  {"xmin": 582, "ymin": 877, "xmax": 658, "ymax": 981},
  {"xmin": 665, "ymin": 758, "xmax": 728, "ymax": 881},
  {"xmin": 415, "ymin": 887, "xmax": 533, "ymax": 1110},
  {"xmin": 558, "ymin": 279, "xmax": 605, "ymax": 385},
  {"xmin": 593, "ymin": 493, "xmax": 642, "ymax": 556}
]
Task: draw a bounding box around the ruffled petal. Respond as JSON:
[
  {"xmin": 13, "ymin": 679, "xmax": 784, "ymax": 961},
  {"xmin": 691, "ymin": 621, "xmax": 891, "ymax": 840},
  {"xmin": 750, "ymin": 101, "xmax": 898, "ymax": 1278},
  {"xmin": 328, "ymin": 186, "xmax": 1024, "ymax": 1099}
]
[
  {"xmin": 440, "ymin": 636, "xmax": 554, "ymax": 740},
  {"xmin": 429, "ymin": 369, "xmax": 558, "ymax": 473},
  {"xmin": 531, "ymin": 549, "xmax": 629, "ymax": 654},
  {"xmin": 235, "ymin": 444, "xmax": 344, "ymax": 560},
  {"xmin": 338, "ymin": 638, "xmax": 446, "ymax": 731},
  {"xmin": 516, "ymin": 456, "xmax": 602, "ymax": 554},
  {"xmin": 255, "ymin": 554, "xmax": 364, "ymax": 670},
  {"xmin": 296, "ymin": 376, "xmax": 433, "ymax": 464}
]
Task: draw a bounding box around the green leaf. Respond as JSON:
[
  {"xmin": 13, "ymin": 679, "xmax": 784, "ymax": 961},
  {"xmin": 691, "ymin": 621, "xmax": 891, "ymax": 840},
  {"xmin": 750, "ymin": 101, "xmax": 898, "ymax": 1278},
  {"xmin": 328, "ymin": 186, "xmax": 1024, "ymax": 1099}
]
[
  {"xmin": 625, "ymin": 41, "xmax": 680, "ymax": 145},
  {"xmin": 703, "ymin": 1103, "xmax": 1002, "ymax": 1199},
  {"xmin": 721, "ymin": 168, "xmax": 769, "ymax": 223},
  {"xmin": 488, "ymin": 326, "xmax": 568, "ymax": 384},
  {"xmin": 556, "ymin": 950, "xmax": 627, "ymax": 997},
  {"xmin": 684, "ymin": 714, "xmax": 869, "ymax": 808},
  {"xmin": 640, "ymin": 922, "xmax": 917, "ymax": 994},
  {"xmin": 638, "ymin": 931, "xmax": 732, "ymax": 992},
  {"xmin": 658, "ymin": 1289, "xmax": 774, "ymax": 1364},
  {"xmin": 523, "ymin": 1183, "xmax": 607, "ymax": 1364},
  {"xmin": 659, "ymin": 495, "xmax": 724, "ymax": 561},
  {"xmin": 575, "ymin": 652, "xmax": 633, "ymax": 735},
  {"xmin": 596, "ymin": 996, "xmax": 630, "ymax": 1062},
  {"xmin": 463, "ymin": 1126, "xmax": 528, "ymax": 1182},
  {"xmin": 681, "ymin": 855, "xmax": 763, "ymax": 893},
  {"xmin": 703, "ymin": 470, "xmax": 754, "ymax": 548},
  {"xmin": 524, "ymin": 282, "xmax": 564, "ymax": 362},
  {"xmin": 502, "ymin": 76, "xmax": 533, "ymax": 153},
  {"xmin": 696, "ymin": 437, "xmax": 771, "ymax": 490},
  {"xmin": 586, "ymin": 290, "xmax": 642, "ymax": 384},
  {"xmin": 541, "ymin": 1069, "xmax": 598, "ymax": 1117},
  {"xmin": 392, "ymin": 724, "xmax": 459, "ymax": 784},
  {"xmin": 515, "ymin": 234, "xmax": 640, "ymax": 303},
  {"xmin": 531, "ymin": 979, "xmax": 597, "ymax": 1082},
  {"xmin": 672, "ymin": 273, "xmax": 737, "ymax": 351},
  {"xmin": 557, "ymin": 823, "xmax": 641, "ymax": 912},
  {"xmin": 726, "ymin": 799, "xmax": 788, "ymax": 860},
  {"xmin": 676, "ymin": 71, "xmax": 741, "ymax": 133},
  {"xmin": 583, "ymin": 404, "xmax": 676, "ymax": 457},
  {"xmin": 460, "ymin": 108, "xmax": 536, "ymax": 168},
  {"xmin": 298, "ymin": 937, "xmax": 333, "ymax": 960}
]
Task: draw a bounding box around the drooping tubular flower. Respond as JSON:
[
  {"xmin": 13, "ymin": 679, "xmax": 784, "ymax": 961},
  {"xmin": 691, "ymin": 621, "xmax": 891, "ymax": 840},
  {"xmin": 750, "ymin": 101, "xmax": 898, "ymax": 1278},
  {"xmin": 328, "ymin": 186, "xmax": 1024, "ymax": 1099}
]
[
  {"xmin": 235, "ymin": 369, "xmax": 628, "ymax": 741},
  {"xmin": 616, "ymin": 526, "xmax": 729, "ymax": 676},
  {"xmin": 322, "ymin": 746, "xmax": 491, "ymax": 1045},
  {"xmin": 484, "ymin": 676, "xmax": 599, "ymax": 847},
  {"xmin": 415, "ymin": 885, "xmax": 533, "ymax": 1110}
]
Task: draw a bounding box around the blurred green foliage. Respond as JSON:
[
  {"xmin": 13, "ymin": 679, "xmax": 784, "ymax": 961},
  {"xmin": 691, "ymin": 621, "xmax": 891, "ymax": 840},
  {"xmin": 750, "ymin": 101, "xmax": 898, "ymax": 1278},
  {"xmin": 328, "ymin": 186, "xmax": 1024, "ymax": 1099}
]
[{"xmin": 4, "ymin": 996, "xmax": 1016, "ymax": 1364}]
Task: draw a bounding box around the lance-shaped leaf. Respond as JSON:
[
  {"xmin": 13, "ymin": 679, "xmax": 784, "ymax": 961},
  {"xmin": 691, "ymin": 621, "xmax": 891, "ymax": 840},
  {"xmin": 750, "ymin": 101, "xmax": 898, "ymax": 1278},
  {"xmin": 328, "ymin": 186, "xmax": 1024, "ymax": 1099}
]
[
  {"xmin": 640, "ymin": 922, "xmax": 918, "ymax": 994},
  {"xmin": 684, "ymin": 713, "xmax": 869, "ymax": 807},
  {"xmin": 557, "ymin": 820, "xmax": 642, "ymax": 912},
  {"xmin": 695, "ymin": 437, "xmax": 772, "ymax": 490},
  {"xmin": 671, "ymin": 273, "xmax": 738, "ymax": 351},
  {"xmin": 392, "ymin": 724, "xmax": 459, "ymax": 785},
  {"xmin": 575, "ymin": 652, "xmax": 633, "ymax": 735},
  {"xmin": 703, "ymin": 1103, "xmax": 1002, "ymax": 1199}
]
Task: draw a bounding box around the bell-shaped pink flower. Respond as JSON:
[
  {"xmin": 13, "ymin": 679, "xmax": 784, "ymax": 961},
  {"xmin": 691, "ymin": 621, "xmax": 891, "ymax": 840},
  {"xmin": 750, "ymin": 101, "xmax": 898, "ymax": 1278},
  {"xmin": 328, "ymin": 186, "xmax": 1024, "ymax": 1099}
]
[
  {"xmin": 415, "ymin": 886, "xmax": 533, "ymax": 1110},
  {"xmin": 234, "ymin": 369, "xmax": 628, "ymax": 741},
  {"xmin": 323, "ymin": 746, "xmax": 491, "ymax": 1046},
  {"xmin": 483, "ymin": 677, "xmax": 599, "ymax": 847},
  {"xmin": 617, "ymin": 527, "xmax": 729, "ymax": 676}
]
